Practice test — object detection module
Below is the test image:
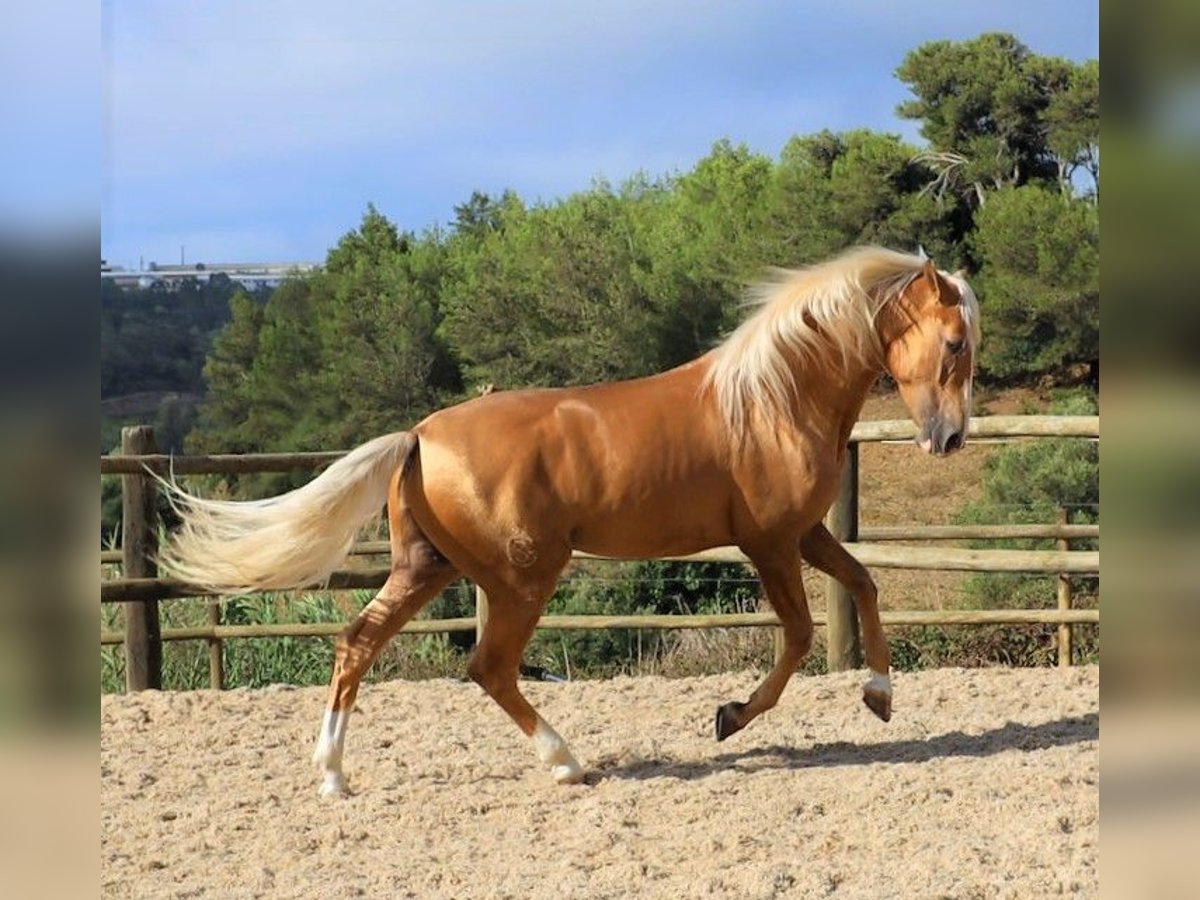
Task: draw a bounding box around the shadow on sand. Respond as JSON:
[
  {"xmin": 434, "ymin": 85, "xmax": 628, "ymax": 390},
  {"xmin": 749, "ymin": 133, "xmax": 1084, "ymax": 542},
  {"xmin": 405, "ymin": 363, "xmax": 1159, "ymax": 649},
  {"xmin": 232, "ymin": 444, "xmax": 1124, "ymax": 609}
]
[{"xmin": 594, "ymin": 712, "xmax": 1099, "ymax": 783}]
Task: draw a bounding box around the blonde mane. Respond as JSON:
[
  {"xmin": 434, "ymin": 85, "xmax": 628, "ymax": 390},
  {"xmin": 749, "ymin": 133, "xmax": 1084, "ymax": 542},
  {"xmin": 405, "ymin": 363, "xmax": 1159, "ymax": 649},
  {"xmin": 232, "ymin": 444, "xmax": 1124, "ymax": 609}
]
[{"xmin": 703, "ymin": 246, "xmax": 978, "ymax": 433}]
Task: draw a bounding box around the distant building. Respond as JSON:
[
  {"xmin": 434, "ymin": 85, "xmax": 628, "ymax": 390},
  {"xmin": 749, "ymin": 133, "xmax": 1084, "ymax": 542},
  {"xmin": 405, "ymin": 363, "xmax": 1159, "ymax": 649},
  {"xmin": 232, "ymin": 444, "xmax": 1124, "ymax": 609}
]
[{"xmin": 101, "ymin": 260, "xmax": 319, "ymax": 289}]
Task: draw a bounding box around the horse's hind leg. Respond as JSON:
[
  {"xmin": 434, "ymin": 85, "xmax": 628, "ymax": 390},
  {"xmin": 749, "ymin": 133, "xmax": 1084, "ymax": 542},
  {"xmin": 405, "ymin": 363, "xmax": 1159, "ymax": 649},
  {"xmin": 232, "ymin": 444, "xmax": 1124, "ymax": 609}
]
[
  {"xmin": 313, "ymin": 514, "xmax": 457, "ymax": 797},
  {"xmin": 715, "ymin": 545, "xmax": 813, "ymax": 741},
  {"xmin": 467, "ymin": 580, "xmax": 584, "ymax": 785},
  {"xmin": 800, "ymin": 523, "xmax": 891, "ymax": 722}
]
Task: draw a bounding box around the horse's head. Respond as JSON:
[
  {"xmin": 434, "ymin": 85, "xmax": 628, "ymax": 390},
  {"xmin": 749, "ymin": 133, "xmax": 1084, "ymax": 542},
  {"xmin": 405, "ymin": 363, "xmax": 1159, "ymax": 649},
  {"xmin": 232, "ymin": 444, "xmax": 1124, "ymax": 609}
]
[{"xmin": 883, "ymin": 261, "xmax": 980, "ymax": 456}]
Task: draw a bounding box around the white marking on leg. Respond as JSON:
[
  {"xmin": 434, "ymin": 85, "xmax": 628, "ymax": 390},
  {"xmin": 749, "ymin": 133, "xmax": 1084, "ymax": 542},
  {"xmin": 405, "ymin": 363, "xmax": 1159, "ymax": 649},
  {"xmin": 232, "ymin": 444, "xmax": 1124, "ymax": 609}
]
[
  {"xmin": 313, "ymin": 708, "xmax": 350, "ymax": 797},
  {"xmin": 532, "ymin": 717, "xmax": 584, "ymax": 785},
  {"xmin": 865, "ymin": 669, "xmax": 892, "ymax": 697}
]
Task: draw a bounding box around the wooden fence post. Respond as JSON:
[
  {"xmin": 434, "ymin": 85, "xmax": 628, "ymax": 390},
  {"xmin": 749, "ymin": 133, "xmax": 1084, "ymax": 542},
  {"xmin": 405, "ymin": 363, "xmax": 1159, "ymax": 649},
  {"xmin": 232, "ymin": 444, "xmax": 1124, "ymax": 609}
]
[
  {"xmin": 1057, "ymin": 506, "xmax": 1073, "ymax": 668},
  {"xmin": 207, "ymin": 600, "xmax": 225, "ymax": 689},
  {"xmin": 475, "ymin": 584, "xmax": 489, "ymax": 645},
  {"xmin": 121, "ymin": 426, "xmax": 162, "ymax": 691},
  {"xmin": 825, "ymin": 443, "xmax": 862, "ymax": 672}
]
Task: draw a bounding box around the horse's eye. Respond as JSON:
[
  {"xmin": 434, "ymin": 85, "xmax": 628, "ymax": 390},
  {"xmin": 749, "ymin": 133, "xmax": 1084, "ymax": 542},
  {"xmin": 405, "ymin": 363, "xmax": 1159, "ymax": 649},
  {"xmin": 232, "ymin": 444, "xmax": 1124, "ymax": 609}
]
[{"xmin": 946, "ymin": 338, "xmax": 966, "ymax": 356}]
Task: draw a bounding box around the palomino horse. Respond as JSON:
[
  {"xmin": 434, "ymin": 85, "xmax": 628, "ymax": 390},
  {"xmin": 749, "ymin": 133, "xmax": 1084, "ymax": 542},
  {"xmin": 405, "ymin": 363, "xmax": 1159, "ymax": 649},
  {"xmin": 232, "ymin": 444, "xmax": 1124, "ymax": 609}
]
[{"xmin": 160, "ymin": 246, "xmax": 979, "ymax": 795}]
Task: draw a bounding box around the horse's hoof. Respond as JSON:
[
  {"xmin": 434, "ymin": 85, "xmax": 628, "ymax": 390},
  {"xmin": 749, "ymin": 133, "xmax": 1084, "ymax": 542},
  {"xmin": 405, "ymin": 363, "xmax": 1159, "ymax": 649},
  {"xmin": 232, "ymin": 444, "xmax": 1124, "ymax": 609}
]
[
  {"xmin": 318, "ymin": 774, "xmax": 350, "ymax": 798},
  {"xmin": 863, "ymin": 688, "xmax": 892, "ymax": 722},
  {"xmin": 715, "ymin": 701, "xmax": 747, "ymax": 741},
  {"xmin": 551, "ymin": 761, "xmax": 586, "ymax": 785}
]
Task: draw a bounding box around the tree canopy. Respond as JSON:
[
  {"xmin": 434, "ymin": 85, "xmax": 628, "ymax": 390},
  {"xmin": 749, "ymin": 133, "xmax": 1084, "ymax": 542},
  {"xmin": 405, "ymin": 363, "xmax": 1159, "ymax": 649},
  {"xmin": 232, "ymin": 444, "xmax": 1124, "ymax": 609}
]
[
  {"xmin": 99, "ymin": 32, "xmax": 1099, "ymax": 463},
  {"xmin": 896, "ymin": 33, "xmax": 1098, "ymax": 205}
]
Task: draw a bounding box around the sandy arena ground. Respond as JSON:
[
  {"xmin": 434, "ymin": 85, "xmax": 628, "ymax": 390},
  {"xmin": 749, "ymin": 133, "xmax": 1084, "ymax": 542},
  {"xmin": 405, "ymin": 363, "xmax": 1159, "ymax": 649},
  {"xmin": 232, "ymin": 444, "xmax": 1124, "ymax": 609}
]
[{"xmin": 102, "ymin": 666, "xmax": 1098, "ymax": 898}]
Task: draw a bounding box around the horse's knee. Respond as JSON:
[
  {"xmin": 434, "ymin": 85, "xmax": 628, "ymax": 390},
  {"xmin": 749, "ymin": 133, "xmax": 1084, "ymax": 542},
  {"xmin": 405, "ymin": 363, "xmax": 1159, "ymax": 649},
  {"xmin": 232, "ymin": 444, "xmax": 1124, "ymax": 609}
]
[
  {"xmin": 466, "ymin": 648, "xmax": 497, "ymax": 693},
  {"xmin": 331, "ymin": 632, "xmax": 350, "ymax": 672},
  {"xmin": 794, "ymin": 622, "xmax": 814, "ymax": 658},
  {"xmin": 782, "ymin": 619, "xmax": 813, "ymax": 659},
  {"xmin": 861, "ymin": 581, "xmax": 878, "ymax": 607},
  {"xmin": 467, "ymin": 644, "xmax": 524, "ymax": 703},
  {"xmin": 850, "ymin": 571, "xmax": 878, "ymax": 606},
  {"xmin": 332, "ymin": 618, "xmax": 372, "ymax": 679},
  {"xmin": 333, "ymin": 622, "xmax": 357, "ymax": 658},
  {"xmin": 466, "ymin": 653, "xmax": 485, "ymax": 688}
]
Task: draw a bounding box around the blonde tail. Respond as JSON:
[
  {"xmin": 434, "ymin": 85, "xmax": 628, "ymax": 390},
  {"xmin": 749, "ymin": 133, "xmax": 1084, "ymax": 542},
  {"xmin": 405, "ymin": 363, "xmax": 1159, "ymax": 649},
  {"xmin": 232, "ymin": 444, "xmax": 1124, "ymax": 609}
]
[{"xmin": 158, "ymin": 432, "xmax": 417, "ymax": 594}]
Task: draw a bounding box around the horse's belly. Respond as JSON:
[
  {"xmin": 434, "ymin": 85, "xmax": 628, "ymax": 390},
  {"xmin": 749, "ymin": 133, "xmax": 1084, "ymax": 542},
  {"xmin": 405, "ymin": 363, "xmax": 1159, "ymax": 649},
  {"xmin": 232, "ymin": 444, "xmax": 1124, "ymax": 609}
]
[
  {"xmin": 571, "ymin": 532, "xmax": 728, "ymax": 560},
  {"xmin": 568, "ymin": 497, "xmax": 733, "ymax": 560}
]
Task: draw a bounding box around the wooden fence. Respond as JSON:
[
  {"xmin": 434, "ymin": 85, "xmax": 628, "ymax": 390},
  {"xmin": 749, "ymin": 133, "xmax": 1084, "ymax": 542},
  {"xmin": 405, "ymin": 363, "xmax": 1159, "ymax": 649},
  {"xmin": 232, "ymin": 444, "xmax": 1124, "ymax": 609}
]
[{"xmin": 100, "ymin": 415, "xmax": 1100, "ymax": 691}]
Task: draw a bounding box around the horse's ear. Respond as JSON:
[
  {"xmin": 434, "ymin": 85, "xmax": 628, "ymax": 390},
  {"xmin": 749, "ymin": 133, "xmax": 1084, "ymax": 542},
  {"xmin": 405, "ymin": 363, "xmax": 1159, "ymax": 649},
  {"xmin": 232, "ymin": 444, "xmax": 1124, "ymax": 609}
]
[{"xmin": 921, "ymin": 259, "xmax": 943, "ymax": 304}]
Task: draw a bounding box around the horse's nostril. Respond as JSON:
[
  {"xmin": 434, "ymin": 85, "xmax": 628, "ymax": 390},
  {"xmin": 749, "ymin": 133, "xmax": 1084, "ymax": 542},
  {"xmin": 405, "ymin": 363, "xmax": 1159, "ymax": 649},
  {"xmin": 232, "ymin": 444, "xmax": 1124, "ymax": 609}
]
[{"xmin": 945, "ymin": 431, "xmax": 964, "ymax": 453}]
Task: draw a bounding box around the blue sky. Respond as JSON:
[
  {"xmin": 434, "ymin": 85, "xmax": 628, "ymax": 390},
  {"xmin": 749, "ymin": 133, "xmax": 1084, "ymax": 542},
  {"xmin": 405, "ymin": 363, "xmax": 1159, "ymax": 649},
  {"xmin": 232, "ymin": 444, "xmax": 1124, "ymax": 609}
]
[{"xmin": 99, "ymin": 1, "xmax": 1098, "ymax": 269}]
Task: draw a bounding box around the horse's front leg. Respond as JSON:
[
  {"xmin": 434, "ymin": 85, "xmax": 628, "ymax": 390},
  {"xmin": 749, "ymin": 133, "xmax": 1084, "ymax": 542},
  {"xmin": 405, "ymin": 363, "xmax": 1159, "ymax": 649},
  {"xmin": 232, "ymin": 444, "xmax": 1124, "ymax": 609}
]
[
  {"xmin": 715, "ymin": 545, "xmax": 813, "ymax": 740},
  {"xmin": 800, "ymin": 522, "xmax": 892, "ymax": 722}
]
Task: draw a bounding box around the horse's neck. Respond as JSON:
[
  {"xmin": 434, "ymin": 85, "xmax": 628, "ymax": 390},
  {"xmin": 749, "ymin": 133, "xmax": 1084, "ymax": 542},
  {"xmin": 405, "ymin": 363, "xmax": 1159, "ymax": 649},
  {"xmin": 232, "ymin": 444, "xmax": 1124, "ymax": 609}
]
[
  {"xmin": 788, "ymin": 357, "xmax": 881, "ymax": 452},
  {"xmin": 784, "ymin": 294, "xmax": 902, "ymax": 449},
  {"xmin": 835, "ymin": 368, "xmax": 879, "ymax": 445}
]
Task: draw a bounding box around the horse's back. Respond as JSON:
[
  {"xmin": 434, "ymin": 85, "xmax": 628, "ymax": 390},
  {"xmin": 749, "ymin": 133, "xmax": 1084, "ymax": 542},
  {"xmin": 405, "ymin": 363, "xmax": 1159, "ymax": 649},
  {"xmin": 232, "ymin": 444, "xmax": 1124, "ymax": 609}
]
[{"xmin": 405, "ymin": 365, "xmax": 737, "ymax": 567}]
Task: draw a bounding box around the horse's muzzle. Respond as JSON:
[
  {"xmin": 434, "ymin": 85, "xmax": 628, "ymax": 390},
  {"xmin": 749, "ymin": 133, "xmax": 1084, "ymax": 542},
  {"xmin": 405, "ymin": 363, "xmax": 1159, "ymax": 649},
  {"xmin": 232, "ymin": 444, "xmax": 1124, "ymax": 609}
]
[{"xmin": 917, "ymin": 417, "xmax": 966, "ymax": 456}]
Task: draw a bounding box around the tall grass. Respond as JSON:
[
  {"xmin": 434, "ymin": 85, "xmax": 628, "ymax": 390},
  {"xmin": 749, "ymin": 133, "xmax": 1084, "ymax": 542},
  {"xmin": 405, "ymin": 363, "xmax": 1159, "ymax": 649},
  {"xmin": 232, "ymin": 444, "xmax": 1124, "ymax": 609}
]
[{"xmin": 100, "ymin": 584, "xmax": 477, "ymax": 693}]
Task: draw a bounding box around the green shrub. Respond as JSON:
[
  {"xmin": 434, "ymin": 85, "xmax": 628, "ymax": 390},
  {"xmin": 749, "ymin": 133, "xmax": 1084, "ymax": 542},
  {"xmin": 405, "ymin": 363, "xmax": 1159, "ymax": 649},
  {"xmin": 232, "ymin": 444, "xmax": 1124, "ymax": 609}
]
[
  {"xmin": 944, "ymin": 389, "xmax": 1099, "ymax": 664},
  {"xmin": 890, "ymin": 622, "xmax": 1061, "ymax": 669},
  {"xmin": 100, "ymin": 586, "xmax": 474, "ymax": 693}
]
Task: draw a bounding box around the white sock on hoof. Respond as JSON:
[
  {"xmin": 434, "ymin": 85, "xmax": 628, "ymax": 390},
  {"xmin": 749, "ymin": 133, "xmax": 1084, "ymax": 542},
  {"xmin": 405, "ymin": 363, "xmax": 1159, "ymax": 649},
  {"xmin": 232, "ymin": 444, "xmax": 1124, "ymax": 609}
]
[
  {"xmin": 865, "ymin": 670, "xmax": 892, "ymax": 696},
  {"xmin": 319, "ymin": 771, "xmax": 349, "ymax": 798},
  {"xmin": 314, "ymin": 709, "xmax": 350, "ymax": 792},
  {"xmin": 313, "ymin": 709, "xmax": 349, "ymax": 764},
  {"xmin": 533, "ymin": 718, "xmax": 584, "ymax": 784}
]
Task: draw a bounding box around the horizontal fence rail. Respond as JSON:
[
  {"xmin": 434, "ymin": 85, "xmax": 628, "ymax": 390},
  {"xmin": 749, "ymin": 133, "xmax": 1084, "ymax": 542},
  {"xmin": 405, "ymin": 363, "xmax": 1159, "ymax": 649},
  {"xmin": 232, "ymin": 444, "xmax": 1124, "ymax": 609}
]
[
  {"xmin": 101, "ymin": 416, "xmax": 1100, "ymax": 689},
  {"xmin": 99, "ymin": 544, "xmax": 1100, "ymax": 604},
  {"xmin": 100, "ymin": 609, "xmax": 1101, "ymax": 647},
  {"xmin": 99, "ymin": 450, "xmax": 344, "ymax": 476},
  {"xmin": 98, "ymin": 523, "xmax": 1101, "ymax": 565},
  {"xmin": 850, "ymin": 414, "xmax": 1099, "ymax": 442},
  {"xmin": 855, "ymin": 523, "xmax": 1098, "ymax": 542}
]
